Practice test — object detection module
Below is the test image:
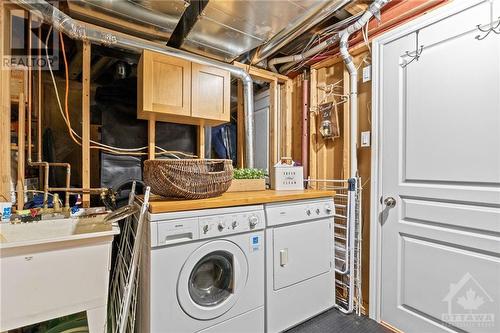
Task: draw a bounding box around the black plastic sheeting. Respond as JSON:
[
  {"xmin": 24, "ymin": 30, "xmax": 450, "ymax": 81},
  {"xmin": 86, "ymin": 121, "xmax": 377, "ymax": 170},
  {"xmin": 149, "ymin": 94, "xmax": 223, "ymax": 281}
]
[{"xmin": 96, "ymin": 77, "xmax": 196, "ymax": 196}]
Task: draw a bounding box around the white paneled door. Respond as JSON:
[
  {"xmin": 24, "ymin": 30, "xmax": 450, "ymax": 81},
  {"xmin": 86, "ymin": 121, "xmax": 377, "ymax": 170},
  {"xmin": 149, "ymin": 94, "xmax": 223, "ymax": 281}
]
[{"xmin": 376, "ymin": 1, "xmax": 500, "ymax": 332}]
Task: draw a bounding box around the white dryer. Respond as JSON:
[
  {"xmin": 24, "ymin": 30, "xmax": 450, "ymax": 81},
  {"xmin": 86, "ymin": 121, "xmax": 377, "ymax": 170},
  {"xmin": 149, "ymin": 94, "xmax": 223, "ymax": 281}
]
[
  {"xmin": 264, "ymin": 198, "xmax": 335, "ymax": 333},
  {"xmin": 138, "ymin": 205, "xmax": 265, "ymax": 333}
]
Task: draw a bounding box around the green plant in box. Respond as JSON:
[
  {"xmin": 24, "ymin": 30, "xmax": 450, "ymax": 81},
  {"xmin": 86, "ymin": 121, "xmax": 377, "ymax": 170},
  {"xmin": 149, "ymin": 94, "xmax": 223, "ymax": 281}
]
[{"xmin": 233, "ymin": 168, "xmax": 267, "ymax": 180}]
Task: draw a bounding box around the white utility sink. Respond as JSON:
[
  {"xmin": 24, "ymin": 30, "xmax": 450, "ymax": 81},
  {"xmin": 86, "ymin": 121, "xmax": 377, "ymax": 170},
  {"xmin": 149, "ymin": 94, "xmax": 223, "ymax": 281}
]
[
  {"xmin": 0, "ymin": 217, "xmax": 114, "ymax": 247},
  {"xmin": 0, "ymin": 218, "xmax": 119, "ymax": 332}
]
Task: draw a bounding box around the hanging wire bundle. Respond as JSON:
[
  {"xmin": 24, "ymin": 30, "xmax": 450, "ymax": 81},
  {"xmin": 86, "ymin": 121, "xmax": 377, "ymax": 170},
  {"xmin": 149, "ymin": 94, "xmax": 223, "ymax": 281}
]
[{"xmin": 108, "ymin": 182, "xmax": 151, "ymax": 333}]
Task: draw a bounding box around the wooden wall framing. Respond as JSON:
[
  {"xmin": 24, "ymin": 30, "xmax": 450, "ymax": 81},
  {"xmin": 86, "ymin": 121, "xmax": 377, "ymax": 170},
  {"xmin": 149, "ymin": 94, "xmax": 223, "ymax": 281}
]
[
  {"xmin": 0, "ymin": 2, "xmax": 11, "ymax": 202},
  {"xmin": 232, "ymin": 62, "xmax": 292, "ymax": 169},
  {"xmin": 82, "ymin": 41, "xmax": 91, "ymax": 207},
  {"xmin": 301, "ymin": 44, "xmax": 372, "ymax": 312}
]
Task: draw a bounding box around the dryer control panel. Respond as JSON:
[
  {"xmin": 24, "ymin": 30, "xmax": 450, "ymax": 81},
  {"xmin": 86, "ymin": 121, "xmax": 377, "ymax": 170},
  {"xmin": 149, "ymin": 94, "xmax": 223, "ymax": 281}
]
[{"xmin": 265, "ymin": 198, "xmax": 334, "ymax": 227}]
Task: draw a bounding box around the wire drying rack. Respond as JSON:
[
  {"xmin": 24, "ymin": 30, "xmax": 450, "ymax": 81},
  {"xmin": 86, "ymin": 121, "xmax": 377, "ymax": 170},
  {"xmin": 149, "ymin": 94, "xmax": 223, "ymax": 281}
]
[
  {"xmin": 306, "ymin": 177, "xmax": 363, "ymax": 315},
  {"xmin": 108, "ymin": 182, "xmax": 151, "ymax": 333}
]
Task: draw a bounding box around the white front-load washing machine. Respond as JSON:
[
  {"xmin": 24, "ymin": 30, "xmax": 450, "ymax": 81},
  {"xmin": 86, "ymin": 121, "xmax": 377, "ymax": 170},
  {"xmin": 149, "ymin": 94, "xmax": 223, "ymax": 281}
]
[
  {"xmin": 138, "ymin": 205, "xmax": 265, "ymax": 333},
  {"xmin": 264, "ymin": 198, "xmax": 335, "ymax": 333}
]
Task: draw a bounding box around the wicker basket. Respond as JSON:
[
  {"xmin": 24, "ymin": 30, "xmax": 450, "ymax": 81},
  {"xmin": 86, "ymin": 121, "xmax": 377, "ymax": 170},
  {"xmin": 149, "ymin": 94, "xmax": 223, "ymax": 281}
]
[{"xmin": 143, "ymin": 159, "xmax": 233, "ymax": 199}]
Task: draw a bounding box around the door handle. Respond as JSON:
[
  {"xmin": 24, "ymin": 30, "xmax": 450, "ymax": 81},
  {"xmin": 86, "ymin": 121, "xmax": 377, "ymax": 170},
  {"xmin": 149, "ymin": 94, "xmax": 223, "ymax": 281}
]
[
  {"xmin": 280, "ymin": 249, "xmax": 288, "ymax": 267},
  {"xmin": 384, "ymin": 197, "xmax": 397, "ymax": 208}
]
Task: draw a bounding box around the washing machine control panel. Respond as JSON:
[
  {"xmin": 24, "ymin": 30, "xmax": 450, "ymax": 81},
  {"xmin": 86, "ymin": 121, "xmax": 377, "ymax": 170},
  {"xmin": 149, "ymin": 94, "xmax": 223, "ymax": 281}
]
[{"xmin": 199, "ymin": 211, "xmax": 264, "ymax": 239}]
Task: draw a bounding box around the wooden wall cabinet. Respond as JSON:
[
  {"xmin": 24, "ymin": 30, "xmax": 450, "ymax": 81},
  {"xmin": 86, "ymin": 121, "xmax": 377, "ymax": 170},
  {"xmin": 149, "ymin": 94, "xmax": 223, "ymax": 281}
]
[
  {"xmin": 138, "ymin": 50, "xmax": 230, "ymax": 126},
  {"xmin": 191, "ymin": 63, "xmax": 230, "ymax": 122}
]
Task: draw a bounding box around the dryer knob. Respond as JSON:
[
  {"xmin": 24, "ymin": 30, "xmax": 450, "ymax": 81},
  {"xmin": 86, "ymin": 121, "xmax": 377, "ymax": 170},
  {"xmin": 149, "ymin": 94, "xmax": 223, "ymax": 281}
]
[
  {"xmin": 218, "ymin": 222, "xmax": 226, "ymax": 232},
  {"xmin": 202, "ymin": 225, "xmax": 209, "ymax": 234},
  {"xmin": 316, "ymin": 208, "xmax": 320, "ymax": 215},
  {"xmin": 306, "ymin": 209, "xmax": 311, "ymax": 216}
]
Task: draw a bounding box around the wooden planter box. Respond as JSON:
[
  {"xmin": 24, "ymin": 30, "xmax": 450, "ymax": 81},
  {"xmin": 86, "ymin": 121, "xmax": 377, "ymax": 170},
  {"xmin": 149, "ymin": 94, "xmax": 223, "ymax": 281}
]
[{"xmin": 227, "ymin": 178, "xmax": 266, "ymax": 192}]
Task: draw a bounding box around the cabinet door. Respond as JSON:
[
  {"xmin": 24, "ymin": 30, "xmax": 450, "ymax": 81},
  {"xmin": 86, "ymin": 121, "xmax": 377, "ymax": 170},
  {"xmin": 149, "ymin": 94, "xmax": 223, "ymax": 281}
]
[
  {"xmin": 140, "ymin": 51, "xmax": 191, "ymax": 116},
  {"xmin": 191, "ymin": 63, "xmax": 230, "ymax": 122}
]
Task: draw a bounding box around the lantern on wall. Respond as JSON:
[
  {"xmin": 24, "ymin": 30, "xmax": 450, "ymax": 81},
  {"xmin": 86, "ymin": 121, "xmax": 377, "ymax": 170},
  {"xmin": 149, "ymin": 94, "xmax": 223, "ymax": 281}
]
[{"xmin": 318, "ymin": 102, "xmax": 340, "ymax": 139}]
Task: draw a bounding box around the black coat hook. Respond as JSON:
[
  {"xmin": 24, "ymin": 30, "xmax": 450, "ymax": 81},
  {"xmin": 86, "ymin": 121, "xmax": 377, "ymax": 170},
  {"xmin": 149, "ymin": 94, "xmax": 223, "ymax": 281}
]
[
  {"xmin": 476, "ymin": 18, "xmax": 500, "ymax": 40},
  {"xmin": 476, "ymin": 0, "xmax": 500, "ymax": 40}
]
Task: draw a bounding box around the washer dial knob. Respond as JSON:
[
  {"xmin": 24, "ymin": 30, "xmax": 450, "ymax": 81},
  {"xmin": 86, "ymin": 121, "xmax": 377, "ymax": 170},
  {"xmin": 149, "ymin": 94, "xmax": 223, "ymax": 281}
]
[
  {"xmin": 203, "ymin": 225, "xmax": 209, "ymax": 234},
  {"xmin": 218, "ymin": 222, "xmax": 226, "ymax": 232},
  {"xmin": 248, "ymin": 215, "xmax": 259, "ymax": 229},
  {"xmin": 232, "ymin": 220, "xmax": 239, "ymax": 229}
]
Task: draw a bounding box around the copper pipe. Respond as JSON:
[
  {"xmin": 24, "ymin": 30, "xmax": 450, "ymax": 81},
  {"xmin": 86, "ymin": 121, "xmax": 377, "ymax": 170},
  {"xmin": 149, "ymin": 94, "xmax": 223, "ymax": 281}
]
[
  {"xmin": 27, "ymin": 17, "xmax": 50, "ymax": 207},
  {"xmin": 37, "ymin": 23, "xmax": 42, "ymax": 162},
  {"xmin": 25, "ymin": 19, "xmax": 72, "ymax": 209},
  {"xmin": 27, "ymin": 13, "xmax": 32, "ymax": 163},
  {"xmin": 17, "ymin": 93, "xmax": 26, "ymax": 210},
  {"xmin": 23, "ymin": 11, "xmax": 109, "ymax": 207},
  {"xmin": 48, "ymin": 187, "xmax": 107, "ymax": 194},
  {"xmin": 49, "ymin": 162, "xmax": 71, "ymax": 208},
  {"xmin": 301, "ymin": 74, "xmax": 309, "ymax": 179}
]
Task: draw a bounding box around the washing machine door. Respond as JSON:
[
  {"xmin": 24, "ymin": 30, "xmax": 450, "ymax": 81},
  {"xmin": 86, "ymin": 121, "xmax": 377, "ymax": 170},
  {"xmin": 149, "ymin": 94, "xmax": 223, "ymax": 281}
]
[{"xmin": 177, "ymin": 240, "xmax": 249, "ymax": 320}]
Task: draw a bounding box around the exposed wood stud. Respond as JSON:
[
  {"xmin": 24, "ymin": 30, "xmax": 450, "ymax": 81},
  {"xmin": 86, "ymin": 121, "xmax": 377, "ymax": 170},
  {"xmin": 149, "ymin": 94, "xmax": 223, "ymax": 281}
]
[
  {"xmin": 148, "ymin": 115, "xmax": 156, "ymax": 160},
  {"xmin": 0, "ymin": 2, "xmax": 11, "ymax": 202},
  {"xmin": 82, "ymin": 41, "xmax": 91, "ymax": 207},
  {"xmin": 285, "ymin": 80, "xmax": 293, "ymax": 158},
  {"xmin": 232, "ymin": 61, "xmax": 289, "ymax": 83},
  {"xmin": 232, "ymin": 64, "xmax": 293, "ymax": 170},
  {"xmin": 269, "ymin": 79, "xmax": 279, "ymax": 169},
  {"xmin": 197, "ymin": 125, "xmax": 205, "ymax": 159},
  {"xmin": 237, "ymin": 81, "xmax": 245, "ymax": 168},
  {"xmin": 309, "ymin": 69, "xmax": 318, "ymax": 188}
]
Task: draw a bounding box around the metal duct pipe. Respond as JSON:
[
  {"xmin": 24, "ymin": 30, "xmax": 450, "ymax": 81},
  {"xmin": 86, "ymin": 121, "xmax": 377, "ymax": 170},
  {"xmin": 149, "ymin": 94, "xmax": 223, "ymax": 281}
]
[
  {"xmin": 274, "ymin": 12, "xmax": 364, "ymax": 74},
  {"xmin": 14, "ymin": 0, "xmax": 255, "ymax": 168},
  {"xmin": 252, "ymin": 0, "xmax": 351, "ymax": 65},
  {"xmin": 268, "ymin": 35, "xmax": 339, "ymax": 73},
  {"xmin": 339, "ymin": 0, "xmax": 389, "ymax": 178},
  {"xmin": 82, "ymin": 0, "xmax": 182, "ymax": 30}
]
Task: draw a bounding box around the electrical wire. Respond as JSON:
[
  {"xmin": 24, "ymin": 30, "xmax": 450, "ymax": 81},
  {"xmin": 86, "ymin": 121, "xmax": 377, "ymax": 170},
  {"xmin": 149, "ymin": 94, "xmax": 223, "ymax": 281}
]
[
  {"xmin": 362, "ymin": 21, "xmax": 371, "ymax": 55},
  {"xmin": 46, "ymin": 29, "xmax": 146, "ymax": 155},
  {"xmin": 45, "ymin": 28, "xmax": 197, "ymax": 158}
]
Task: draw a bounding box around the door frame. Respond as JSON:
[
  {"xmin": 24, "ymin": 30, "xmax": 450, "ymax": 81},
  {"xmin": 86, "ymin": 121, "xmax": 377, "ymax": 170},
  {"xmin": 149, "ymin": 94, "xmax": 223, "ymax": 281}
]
[{"xmin": 368, "ymin": 0, "xmax": 488, "ymax": 322}]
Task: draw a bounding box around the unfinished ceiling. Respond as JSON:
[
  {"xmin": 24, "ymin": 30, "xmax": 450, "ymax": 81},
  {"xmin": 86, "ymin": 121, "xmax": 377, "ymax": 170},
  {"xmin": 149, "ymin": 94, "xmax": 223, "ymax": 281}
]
[
  {"xmin": 66, "ymin": 0, "xmax": 188, "ymax": 42},
  {"xmin": 62, "ymin": 0, "xmax": 375, "ymax": 69},
  {"xmin": 180, "ymin": 0, "xmax": 321, "ymax": 62}
]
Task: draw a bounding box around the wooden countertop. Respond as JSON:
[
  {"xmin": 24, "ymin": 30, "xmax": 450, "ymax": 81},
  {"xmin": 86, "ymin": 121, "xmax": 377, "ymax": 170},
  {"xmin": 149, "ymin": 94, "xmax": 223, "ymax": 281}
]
[{"xmin": 139, "ymin": 190, "xmax": 335, "ymax": 214}]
